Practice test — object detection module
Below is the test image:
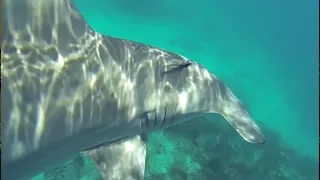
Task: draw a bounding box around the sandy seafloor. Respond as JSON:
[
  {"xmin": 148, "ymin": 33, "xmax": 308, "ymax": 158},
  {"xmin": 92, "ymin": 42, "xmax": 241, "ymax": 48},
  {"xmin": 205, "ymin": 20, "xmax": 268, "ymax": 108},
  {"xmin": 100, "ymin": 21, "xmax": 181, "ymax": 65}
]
[{"xmin": 32, "ymin": 0, "xmax": 319, "ymax": 179}]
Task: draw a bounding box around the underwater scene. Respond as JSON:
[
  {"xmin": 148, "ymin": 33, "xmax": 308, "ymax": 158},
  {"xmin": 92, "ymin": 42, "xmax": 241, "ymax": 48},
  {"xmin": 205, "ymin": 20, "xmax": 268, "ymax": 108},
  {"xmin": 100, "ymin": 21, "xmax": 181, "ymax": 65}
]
[{"xmin": 25, "ymin": 0, "xmax": 318, "ymax": 179}]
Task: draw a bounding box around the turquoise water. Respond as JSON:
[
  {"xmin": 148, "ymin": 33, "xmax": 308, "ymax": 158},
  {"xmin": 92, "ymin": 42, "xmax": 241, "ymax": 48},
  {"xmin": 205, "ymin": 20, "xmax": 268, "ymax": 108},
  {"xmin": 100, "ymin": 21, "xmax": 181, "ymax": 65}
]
[{"xmin": 33, "ymin": 0, "xmax": 319, "ymax": 179}]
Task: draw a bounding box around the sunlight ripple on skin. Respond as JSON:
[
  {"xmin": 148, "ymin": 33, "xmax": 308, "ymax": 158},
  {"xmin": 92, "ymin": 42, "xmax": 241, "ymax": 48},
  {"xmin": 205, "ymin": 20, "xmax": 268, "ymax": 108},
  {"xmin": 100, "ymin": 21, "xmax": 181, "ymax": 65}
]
[{"xmin": 1, "ymin": 0, "xmax": 265, "ymax": 179}]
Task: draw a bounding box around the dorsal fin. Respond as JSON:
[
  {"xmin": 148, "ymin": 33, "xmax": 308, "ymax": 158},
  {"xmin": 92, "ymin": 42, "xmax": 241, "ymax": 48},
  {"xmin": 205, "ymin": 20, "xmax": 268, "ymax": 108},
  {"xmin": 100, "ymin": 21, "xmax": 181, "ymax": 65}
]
[{"xmin": 2, "ymin": 0, "xmax": 97, "ymax": 56}]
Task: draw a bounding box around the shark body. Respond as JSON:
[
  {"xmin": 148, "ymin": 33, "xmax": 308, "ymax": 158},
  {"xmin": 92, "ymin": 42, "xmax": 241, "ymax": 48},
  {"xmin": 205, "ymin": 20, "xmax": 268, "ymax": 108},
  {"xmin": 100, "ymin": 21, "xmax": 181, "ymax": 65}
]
[{"xmin": 1, "ymin": 0, "xmax": 265, "ymax": 179}]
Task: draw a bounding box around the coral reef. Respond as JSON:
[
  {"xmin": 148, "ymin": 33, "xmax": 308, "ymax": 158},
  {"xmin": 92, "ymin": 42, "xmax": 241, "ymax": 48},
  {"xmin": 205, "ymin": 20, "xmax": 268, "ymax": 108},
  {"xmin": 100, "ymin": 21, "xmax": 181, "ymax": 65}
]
[{"xmin": 34, "ymin": 114, "xmax": 319, "ymax": 180}]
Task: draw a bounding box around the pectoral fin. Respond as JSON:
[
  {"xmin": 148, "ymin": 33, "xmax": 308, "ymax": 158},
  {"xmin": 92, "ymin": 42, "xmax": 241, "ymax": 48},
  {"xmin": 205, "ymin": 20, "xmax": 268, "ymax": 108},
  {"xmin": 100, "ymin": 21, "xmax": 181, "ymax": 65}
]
[{"xmin": 83, "ymin": 135, "xmax": 147, "ymax": 180}]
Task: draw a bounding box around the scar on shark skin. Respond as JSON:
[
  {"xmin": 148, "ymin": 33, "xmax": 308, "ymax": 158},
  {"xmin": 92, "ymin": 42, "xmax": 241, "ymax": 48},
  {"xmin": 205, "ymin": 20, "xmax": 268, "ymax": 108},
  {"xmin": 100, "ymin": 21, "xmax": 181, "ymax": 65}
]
[{"xmin": 161, "ymin": 61, "xmax": 193, "ymax": 76}]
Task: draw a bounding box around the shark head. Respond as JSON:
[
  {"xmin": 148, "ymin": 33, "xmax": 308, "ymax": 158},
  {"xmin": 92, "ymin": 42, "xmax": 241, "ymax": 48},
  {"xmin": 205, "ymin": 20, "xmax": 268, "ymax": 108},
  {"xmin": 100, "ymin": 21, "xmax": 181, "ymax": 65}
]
[
  {"xmin": 1, "ymin": 0, "xmax": 265, "ymax": 179},
  {"xmin": 122, "ymin": 48, "xmax": 265, "ymax": 144}
]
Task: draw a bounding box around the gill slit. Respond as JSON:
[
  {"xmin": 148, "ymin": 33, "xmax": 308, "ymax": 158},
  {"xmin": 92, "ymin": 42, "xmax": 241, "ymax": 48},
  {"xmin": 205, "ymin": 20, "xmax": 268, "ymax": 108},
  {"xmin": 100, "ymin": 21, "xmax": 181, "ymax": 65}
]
[
  {"xmin": 153, "ymin": 109, "xmax": 157, "ymax": 128},
  {"xmin": 169, "ymin": 104, "xmax": 178, "ymax": 126},
  {"xmin": 145, "ymin": 112, "xmax": 149, "ymax": 128},
  {"xmin": 160, "ymin": 106, "xmax": 168, "ymax": 129},
  {"xmin": 143, "ymin": 109, "xmax": 155, "ymax": 131}
]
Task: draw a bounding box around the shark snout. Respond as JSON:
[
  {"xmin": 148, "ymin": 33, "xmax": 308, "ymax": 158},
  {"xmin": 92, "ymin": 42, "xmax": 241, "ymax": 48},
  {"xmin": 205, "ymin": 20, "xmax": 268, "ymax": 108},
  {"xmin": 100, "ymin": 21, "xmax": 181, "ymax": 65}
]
[
  {"xmin": 213, "ymin": 80, "xmax": 266, "ymax": 144},
  {"xmin": 221, "ymin": 107, "xmax": 266, "ymax": 144},
  {"xmin": 239, "ymin": 121, "xmax": 266, "ymax": 144}
]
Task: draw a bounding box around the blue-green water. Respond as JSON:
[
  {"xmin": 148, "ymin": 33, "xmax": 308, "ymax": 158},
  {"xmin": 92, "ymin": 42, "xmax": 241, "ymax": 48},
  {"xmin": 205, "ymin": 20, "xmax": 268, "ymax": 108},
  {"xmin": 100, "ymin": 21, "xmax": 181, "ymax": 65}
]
[{"xmin": 33, "ymin": 0, "xmax": 319, "ymax": 179}]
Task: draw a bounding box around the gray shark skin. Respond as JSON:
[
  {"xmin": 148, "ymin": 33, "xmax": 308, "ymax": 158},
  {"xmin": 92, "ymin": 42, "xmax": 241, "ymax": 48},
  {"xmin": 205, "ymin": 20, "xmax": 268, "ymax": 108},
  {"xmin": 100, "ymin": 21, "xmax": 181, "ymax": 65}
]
[{"xmin": 1, "ymin": 0, "xmax": 265, "ymax": 179}]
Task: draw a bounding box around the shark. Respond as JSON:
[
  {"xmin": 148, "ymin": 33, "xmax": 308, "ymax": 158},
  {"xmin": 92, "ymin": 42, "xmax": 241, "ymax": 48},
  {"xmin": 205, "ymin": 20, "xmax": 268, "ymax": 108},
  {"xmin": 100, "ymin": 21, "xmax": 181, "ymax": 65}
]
[{"xmin": 1, "ymin": 0, "xmax": 266, "ymax": 179}]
